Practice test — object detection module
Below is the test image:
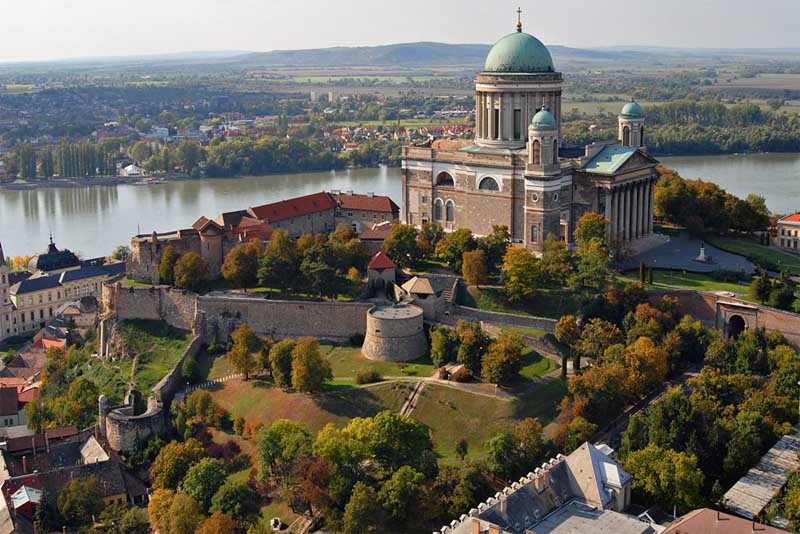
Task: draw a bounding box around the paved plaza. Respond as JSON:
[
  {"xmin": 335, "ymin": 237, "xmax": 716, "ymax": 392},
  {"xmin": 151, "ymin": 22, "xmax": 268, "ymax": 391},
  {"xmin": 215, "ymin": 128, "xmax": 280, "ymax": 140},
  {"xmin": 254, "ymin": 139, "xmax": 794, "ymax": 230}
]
[{"xmin": 623, "ymin": 231, "xmax": 755, "ymax": 274}]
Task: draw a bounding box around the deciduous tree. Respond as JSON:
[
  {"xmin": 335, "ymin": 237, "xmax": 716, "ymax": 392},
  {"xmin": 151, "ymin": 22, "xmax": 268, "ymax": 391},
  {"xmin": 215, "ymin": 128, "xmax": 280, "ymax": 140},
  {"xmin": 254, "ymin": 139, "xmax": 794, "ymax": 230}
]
[
  {"xmin": 269, "ymin": 338, "xmax": 296, "ymax": 388},
  {"xmin": 501, "ymin": 247, "xmax": 542, "ymax": 302},
  {"xmin": 343, "ymin": 482, "xmax": 379, "ymax": 534},
  {"xmin": 462, "ymin": 249, "xmax": 488, "ymax": 287},
  {"xmin": 173, "ymin": 252, "xmax": 209, "ymax": 291},
  {"xmin": 221, "ymin": 241, "xmax": 261, "ymax": 291},
  {"xmin": 150, "ymin": 438, "xmax": 205, "ymax": 490},
  {"xmin": 229, "ymin": 322, "xmax": 262, "ymax": 379},
  {"xmin": 181, "ymin": 458, "xmax": 228, "ymax": 513},
  {"xmin": 57, "ymin": 477, "xmax": 102, "ymax": 527},
  {"xmin": 157, "ymin": 246, "xmax": 180, "ymax": 285},
  {"xmin": 378, "ymin": 466, "xmax": 425, "ymax": 522},
  {"xmin": 291, "ymin": 337, "xmax": 332, "ymax": 393}
]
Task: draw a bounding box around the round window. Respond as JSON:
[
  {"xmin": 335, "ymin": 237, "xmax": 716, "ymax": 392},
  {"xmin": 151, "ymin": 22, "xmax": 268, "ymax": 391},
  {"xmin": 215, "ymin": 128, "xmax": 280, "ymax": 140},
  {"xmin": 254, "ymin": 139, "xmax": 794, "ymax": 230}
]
[
  {"xmin": 531, "ymin": 193, "xmax": 539, "ymax": 203},
  {"xmin": 553, "ymin": 192, "xmax": 559, "ymax": 202}
]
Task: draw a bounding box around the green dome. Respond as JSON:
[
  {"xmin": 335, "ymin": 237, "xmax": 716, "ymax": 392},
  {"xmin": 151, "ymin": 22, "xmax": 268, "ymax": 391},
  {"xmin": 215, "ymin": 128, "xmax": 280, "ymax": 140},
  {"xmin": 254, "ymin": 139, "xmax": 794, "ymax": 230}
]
[
  {"xmin": 483, "ymin": 31, "xmax": 554, "ymax": 74},
  {"xmin": 621, "ymin": 101, "xmax": 644, "ymax": 118},
  {"xmin": 531, "ymin": 108, "xmax": 557, "ymax": 130}
]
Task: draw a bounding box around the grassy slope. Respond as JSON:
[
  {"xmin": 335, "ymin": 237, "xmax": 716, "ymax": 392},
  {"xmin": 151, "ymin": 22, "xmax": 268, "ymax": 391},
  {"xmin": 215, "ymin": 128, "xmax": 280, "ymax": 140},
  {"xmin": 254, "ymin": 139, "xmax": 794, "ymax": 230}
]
[
  {"xmin": 705, "ymin": 235, "xmax": 800, "ymax": 275},
  {"xmin": 324, "ymin": 345, "xmax": 435, "ymax": 379},
  {"xmin": 461, "ymin": 286, "xmax": 580, "ymax": 319},
  {"xmin": 619, "ymin": 270, "xmax": 758, "ymax": 303}
]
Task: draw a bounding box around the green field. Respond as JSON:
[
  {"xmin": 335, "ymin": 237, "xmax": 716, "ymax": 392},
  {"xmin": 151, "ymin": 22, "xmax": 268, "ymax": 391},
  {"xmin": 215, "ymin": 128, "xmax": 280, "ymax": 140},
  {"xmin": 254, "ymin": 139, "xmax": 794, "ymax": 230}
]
[
  {"xmin": 620, "ymin": 269, "xmax": 757, "ymax": 302},
  {"xmin": 75, "ymin": 320, "xmax": 192, "ymax": 403},
  {"xmin": 705, "ymin": 235, "xmax": 800, "ymax": 275},
  {"xmin": 290, "ymin": 75, "xmax": 449, "ymax": 84},
  {"xmin": 324, "ymin": 345, "xmax": 435, "ymax": 379},
  {"xmin": 460, "ymin": 285, "xmax": 581, "ymax": 320}
]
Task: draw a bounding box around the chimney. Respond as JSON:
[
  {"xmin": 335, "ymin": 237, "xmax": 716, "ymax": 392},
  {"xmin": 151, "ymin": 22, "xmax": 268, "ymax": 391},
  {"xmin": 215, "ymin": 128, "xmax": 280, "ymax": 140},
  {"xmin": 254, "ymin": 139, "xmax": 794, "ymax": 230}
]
[
  {"xmin": 499, "ymin": 495, "xmax": 507, "ymax": 516},
  {"xmin": 21, "ymin": 455, "xmax": 27, "ymax": 474},
  {"xmin": 471, "ymin": 518, "xmax": 481, "ymax": 534},
  {"xmin": 489, "ymin": 525, "xmax": 501, "ymax": 534}
]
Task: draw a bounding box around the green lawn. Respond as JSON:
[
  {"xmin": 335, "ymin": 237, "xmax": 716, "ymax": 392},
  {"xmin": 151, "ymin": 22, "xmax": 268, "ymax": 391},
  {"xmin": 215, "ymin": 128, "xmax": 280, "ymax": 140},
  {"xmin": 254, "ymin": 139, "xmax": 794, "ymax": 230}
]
[
  {"xmin": 518, "ymin": 348, "xmax": 558, "ymax": 382},
  {"xmin": 411, "ymin": 380, "xmax": 567, "ymax": 459},
  {"xmin": 620, "ymin": 270, "xmax": 757, "ymax": 302},
  {"xmin": 121, "ymin": 278, "xmax": 154, "ymax": 288},
  {"xmin": 324, "ymin": 345, "xmax": 435, "ymax": 379},
  {"xmin": 460, "ymin": 286, "xmax": 580, "ymax": 319},
  {"xmin": 705, "ymin": 235, "xmax": 800, "ymax": 275}
]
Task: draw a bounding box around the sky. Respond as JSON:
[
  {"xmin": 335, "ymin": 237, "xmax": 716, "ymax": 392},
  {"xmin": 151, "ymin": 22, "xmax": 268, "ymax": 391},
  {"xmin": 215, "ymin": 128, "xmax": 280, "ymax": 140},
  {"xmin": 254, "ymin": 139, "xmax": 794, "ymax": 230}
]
[{"xmin": 1, "ymin": 0, "xmax": 799, "ymax": 63}]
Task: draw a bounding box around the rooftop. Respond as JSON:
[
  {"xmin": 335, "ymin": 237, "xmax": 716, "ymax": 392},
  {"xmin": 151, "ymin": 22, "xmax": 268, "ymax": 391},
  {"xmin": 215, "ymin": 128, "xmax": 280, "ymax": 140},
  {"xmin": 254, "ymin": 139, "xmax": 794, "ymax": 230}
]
[
  {"xmin": 370, "ymin": 304, "xmax": 422, "ymax": 320},
  {"xmin": 483, "ymin": 30, "xmax": 555, "ymax": 74},
  {"xmin": 532, "ymin": 501, "xmax": 654, "ymax": 534},
  {"xmin": 401, "ymin": 276, "xmax": 436, "ymax": 295},
  {"xmin": 779, "ymin": 213, "xmax": 800, "ymax": 224},
  {"xmin": 249, "ymin": 191, "xmax": 336, "ymax": 223},
  {"xmin": 663, "ymin": 508, "xmax": 791, "ymax": 534},
  {"xmin": 332, "ymin": 192, "xmax": 399, "ymax": 214},
  {"xmin": 723, "ymin": 427, "xmax": 800, "ymax": 520},
  {"xmin": 367, "ymin": 251, "xmax": 396, "ymax": 270},
  {"xmin": 581, "ymin": 145, "xmax": 639, "ymax": 175}
]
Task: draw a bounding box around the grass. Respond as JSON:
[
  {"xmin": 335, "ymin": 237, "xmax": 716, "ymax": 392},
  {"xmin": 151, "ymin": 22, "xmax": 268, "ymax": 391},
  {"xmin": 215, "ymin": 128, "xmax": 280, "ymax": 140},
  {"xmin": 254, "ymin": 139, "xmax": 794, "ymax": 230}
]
[
  {"xmin": 410, "ymin": 380, "xmax": 567, "ymax": 459},
  {"xmin": 323, "ymin": 345, "xmax": 435, "ymax": 379},
  {"xmin": 121, "ymin": 278, "xmax": 154, "ymax": 288},
  {"xmin": 460, "ymin": 285, "xmax": 580, "ymax": 320},
  {"xmin": 518, "ymin": 348, "xmax": 558, "ymax": 381},
  {"xmin": 620, "ymin": 269, "xmax": 757, "ymax": 302},
  {"xmin": 500, "ymin": 325, "xmax": 549, "ymax": 339},
  {"xmin": 206, "ymin": 278, "xmax": 354, "ymax": 302},
  {"xmin": 0, "ymin": 335, "xmax": 32, "ymax": 360},
  {"xmin": 704, "ymin": 235, "xmax": 800, "ymax": 275},
  {"xmin": 211, "ymin": 379, "xmax": 409, "ymax": 433}
]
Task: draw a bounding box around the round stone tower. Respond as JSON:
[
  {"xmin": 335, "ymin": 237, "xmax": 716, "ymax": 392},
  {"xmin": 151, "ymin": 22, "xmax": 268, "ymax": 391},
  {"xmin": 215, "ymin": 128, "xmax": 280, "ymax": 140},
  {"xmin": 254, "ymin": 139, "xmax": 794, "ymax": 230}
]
[{"xmin": 362, "ymin": 304, "xmax": 427, "ymax": 362}]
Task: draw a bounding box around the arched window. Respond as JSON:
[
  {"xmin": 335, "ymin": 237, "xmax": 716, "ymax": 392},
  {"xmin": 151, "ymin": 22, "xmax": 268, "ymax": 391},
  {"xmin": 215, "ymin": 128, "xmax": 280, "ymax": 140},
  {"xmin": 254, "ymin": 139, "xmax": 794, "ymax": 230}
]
[
  {"xmin": 622, "ymin": 126, "xmax": 631, "ymax": 147},
  {"xmin": 552, "ymin": 140, "xmax": 559, "ymax": 164},
  {"xmin": 640, "ymin": 125, "xmax": 645, "ymax": 147},
  {"xmin": 436, "ymin": 172, "xmax": 454, "ymax": 187},
  {"xmin": 433, "ymin": 198, "xmax": 443, "ymax": 221},
  {"xmin": 478, "ymin": 177, "xmax": 499, "ymax": 191},
  {"xmin": 532, "ymin": 140, "xmax": 541, "ymax": 165},
  {"xmin": 530, "ymin": 225, "xmax": 539, "ymax": 243},
  {"xmin": 445, "ymin": 200, "xmax": 455, "ymax": 222}
]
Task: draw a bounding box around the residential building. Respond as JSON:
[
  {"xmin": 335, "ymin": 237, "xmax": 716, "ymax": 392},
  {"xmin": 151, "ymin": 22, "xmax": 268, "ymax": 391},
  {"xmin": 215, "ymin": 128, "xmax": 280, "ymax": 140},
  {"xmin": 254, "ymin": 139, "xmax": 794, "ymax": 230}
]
[
  {"xmin": 332, "ymin": 191, "xmax": 401, "ymax": 233},
  {"xmin": 777, "ymin": 213, "xmax": 800, "ymax": 251},
  {"xmin": 663, "ymin": 508, "xmax": 791, "ymax": 534}
]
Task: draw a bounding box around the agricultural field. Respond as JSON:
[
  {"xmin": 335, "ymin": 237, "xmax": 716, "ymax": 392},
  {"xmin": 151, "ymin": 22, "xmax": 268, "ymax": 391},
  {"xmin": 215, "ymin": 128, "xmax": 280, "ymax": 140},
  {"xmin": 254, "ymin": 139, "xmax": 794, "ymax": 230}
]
[{"xmin": 714, "ymin": 73, "xmax": 800, "ymax": 91}]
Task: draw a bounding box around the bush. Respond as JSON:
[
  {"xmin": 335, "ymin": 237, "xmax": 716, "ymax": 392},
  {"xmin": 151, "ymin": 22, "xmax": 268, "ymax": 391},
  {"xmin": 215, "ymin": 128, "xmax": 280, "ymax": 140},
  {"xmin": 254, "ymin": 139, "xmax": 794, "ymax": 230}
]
[
  {"xmin": 354, "ymin": 370, "xmax": 382, "ymax": 384},
  {"xmin": 708, "ymin": 269, "xmax": 750, "ymax": 283}
]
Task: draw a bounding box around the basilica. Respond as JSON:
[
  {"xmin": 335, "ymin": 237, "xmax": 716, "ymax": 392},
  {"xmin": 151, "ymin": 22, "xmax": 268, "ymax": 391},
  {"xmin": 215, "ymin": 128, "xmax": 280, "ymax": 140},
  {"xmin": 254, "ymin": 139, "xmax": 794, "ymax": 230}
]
[{"xmin": 401, "ymin": 15, "xmax": 660, "ymax": 254}]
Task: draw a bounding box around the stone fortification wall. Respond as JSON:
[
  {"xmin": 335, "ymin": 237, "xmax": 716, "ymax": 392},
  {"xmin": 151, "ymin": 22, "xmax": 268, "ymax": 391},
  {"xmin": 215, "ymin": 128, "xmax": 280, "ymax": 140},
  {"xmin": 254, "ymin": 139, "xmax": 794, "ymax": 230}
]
[
  {"xmin": 101, "ymin": 335, "xmax": 202, "ymax": 451},
  {"xmin": 198, "ymin": 295, "xmax": 371, "ymax": 344},
  {"xmin": 107, "ymin": 284, "xmax": 198, "ymax": 331},
  {"xmin": 451, "ymin": 304, "xmax": 557, "ymax": 332},
  {"xmin": 362, "ymin": 304, "xmax": 428, "ymax": 362}
]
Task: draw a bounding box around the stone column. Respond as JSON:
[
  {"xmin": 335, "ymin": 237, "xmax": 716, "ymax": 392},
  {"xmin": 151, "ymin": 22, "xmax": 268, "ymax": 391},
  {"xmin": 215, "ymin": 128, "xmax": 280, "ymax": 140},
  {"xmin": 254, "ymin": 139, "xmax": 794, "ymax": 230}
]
[
  {"xmin": 615, "ymin": 188, "xmax": 622, "ymax": 242},
  {"xmin": 604, "ymin": 187, "xmax": 613, "ymax": 243},
  {"xmin": 648, "ymin": 178, "xmax": 655, "ymax": 234},
  {"xmin": 488, "ymin": 94, "xmax": 495, "ymax": 140},
  {"xmin": 634, "ymin": 182, "xmax": 641, "ymax": 239},
  {"xmin": 622, "ymin": 185, "xmax": 629, "ymax": 242},
  {"xmin": 643, "ymin": 180, "xmax": 650, "ymax": 236}
]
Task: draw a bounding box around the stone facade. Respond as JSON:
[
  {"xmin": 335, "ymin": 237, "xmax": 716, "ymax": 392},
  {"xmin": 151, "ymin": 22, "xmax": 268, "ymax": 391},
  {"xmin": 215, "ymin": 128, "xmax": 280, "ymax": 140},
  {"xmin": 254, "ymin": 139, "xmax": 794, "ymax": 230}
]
[
  {"xmin": 777, "ymin": 213, "xmax": 800, "ymax": 252},
  {"xmin": 362, "ymin": 304, "xmax": 428, "ymax": 362},
  {"xmin": 401, "ymin": 27, "xmax": 659, "ymax": 255}
]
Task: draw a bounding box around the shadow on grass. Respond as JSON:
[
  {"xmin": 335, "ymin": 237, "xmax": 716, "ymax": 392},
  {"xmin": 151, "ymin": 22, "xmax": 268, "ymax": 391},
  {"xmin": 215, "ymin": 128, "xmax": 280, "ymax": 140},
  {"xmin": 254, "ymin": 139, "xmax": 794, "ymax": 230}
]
[
  {"xmin": 312, "ymin": 383, "xmax": 408, "ymax": 420},
  {"xmin": 511, "ymin": 378, "xmax": 568, "ymax": 425}
]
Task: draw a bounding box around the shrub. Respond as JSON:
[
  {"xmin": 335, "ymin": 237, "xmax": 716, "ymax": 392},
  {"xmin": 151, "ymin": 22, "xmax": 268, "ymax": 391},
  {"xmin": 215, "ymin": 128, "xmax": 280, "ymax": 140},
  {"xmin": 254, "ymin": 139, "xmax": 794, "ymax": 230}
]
[{"xmin": 355, "ymin": 370, "xmax": 382, "ymax": 384}]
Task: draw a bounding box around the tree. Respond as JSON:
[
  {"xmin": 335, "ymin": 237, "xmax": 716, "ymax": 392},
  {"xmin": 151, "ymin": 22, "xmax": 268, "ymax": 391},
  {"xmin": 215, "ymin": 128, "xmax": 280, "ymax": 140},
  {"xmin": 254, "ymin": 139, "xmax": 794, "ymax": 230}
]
[
  {"xmin": 210, "ymin": 480, "xmax": 259, "ymax": 524},
  {"xmin": 417, "ymin": 222, "xmax": 445, "ymax": 260},
  {"xmin": 576, "ymin": 318, "xmax": 623, "ymax": 359},
  {"xmin": 173, "ymin": 252, "xmax": 209, "ymax": 291},
  {"xmin": 150, "ymin": 438, "xmax": 205, "ymax": 489},
  {"xmin": 197, "ymin": 511, "xmax": 237, "ymax": 534},
  {"xmin": 269, "ymin": 339, "xmax": 296, "ymax": 388},
  {"xmin": 517, "ymin": 418, "xmax": 545, "ymax": 466},
  {"xmin": 430, "ymin": 326, "xmax": 458, "ymax": 368},
  {"xmin": 750, "ymin": 269, "xmax": 772, "ymax": 304},
  {"xmin": 331, "ymin": 223, "xmax": 357, "ymax": 242},
  {"xmin": 117, "ymin": 506, "xmax": 149, "ymax": 534},
  {"xmin": 569, "ymin": 239, "xmax": 611, "ymax": 294},
  {"xmin": 229, "ymin": 323, "xmax": 262, "ymax": 379},
  {"xmin": 462, "ymin": 249, "xmax": 488, "ymax": 287},
  {"xmin": 221, "ymin": 241, "xmax": 260, "ymax": 291},
  {"xmin": 623, "ymin": 336, "xmax": 669, "ymax": 396},
  {"xmin": 343, "ymin": 482, "xmax": 380, "ymax": 534},
  {"xmin": 573, "ymin": 212, "xmax": 609, "ymax": 248},
  {"xmin": 157, "ymin": 246, "xmax": 180, "ymax": 285},
  {"xmin": 455, "ymin": 320, "xmax": 490, "ymax": 375},
  {"xmin": 501, "ymin": 247, "xmax": 542, "ymax": 301},
  {"xmin": 368, "ymin": 411, "xmax": 435, "ymax": 473},
  {"xmin": 147, "ymin": 489, "xmax": 175, "ymax": 534},
  {"xmin": 175, "ymin": 141, "xmax": 205, "ymax": 174},
  {"xmin": 436, "ymin": 228, "xmax": 477, "ymax": 271},
  {"xmin": 291, "ymin": 456, "xmax": 333, "ymax": 516},
  {"xmin": 623, "ymin": 444, "xmax": 705, "ymax": 514},
  {"xmin": 111, "ymin": 245, "xmax": 131, "ymax": 261},
  {"xmin": 382, "ymin": 224, "xmax": 419, "ymax": 267},
  {"xmin": 255, "ymin": 419, "xmax": 313, "ymax": 481},
  {"xmin": 481, "ymin": 333, "xmax": 525, "ymax": 385},
  {"xmin": 130, "ymin": 141, "xmax": 152, "ymax": 164},
  {"xmin": 291, "ymin": 337, "xmax": 332, "ymax": 393},
  {"xmin": 166, "ymin": 493, "xmax": 204, "ymax": 534},
  {"xmin": 455, "ymin": 438, "xmax": 469, "ymax": 460},
  {"xmin": 541, "ymin": 235, "xmax": 572, "ymax": 287},
  {"xmin": 258, "ymin": 229, "xmax": 299, "ymax": 294},
  {"xmin": 478, "ymin": 224, "xmax": 511, "ymax": 271},
  {"xmin": 181, "ymin": 458, "xmax": 228, "ymax": 513},
  {"xmin": 57, "ymin": 477, "xmax": 102, "ymax": 527},
  {"xmin": 483, "ymin": 430, "xmax": 519, "ymax": 479},
  {"xmin": 378, "ymin": 466, "xmax": 426, "ymax": 522},
  {"xmin": 723, "ymin": 410, "xmax": 775, "ymax": 483}
]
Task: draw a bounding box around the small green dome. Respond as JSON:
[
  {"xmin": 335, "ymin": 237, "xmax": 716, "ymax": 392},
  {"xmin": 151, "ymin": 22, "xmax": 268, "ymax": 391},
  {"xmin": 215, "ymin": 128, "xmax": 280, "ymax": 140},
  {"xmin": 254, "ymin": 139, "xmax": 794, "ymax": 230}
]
[
  {"xmin": 621, "ymin": 100, "xmax": 644, "ymax": 119},
  {"xmin": 531, "ymin": 108, "xmax": 557, "ymax": 130},
  {"xmin": 484, "ymin": 31, "xmax": 554, "ymax": 74}
]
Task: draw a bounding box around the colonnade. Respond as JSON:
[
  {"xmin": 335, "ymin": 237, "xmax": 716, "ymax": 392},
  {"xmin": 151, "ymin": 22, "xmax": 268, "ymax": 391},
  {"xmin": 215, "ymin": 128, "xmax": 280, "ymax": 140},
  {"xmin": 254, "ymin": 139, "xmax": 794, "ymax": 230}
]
[
  {"xmin": 604, "ymin": 178, "xmax": 655, "ymax": 243},
  {"xmin": 475, "ymin": 90, "xmax": 561, "ymax": 145}
]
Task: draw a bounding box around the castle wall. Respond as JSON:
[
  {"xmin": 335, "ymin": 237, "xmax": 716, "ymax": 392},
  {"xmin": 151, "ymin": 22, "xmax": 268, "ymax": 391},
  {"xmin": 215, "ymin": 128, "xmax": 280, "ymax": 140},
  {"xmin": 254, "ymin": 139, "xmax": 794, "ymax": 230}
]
[{"xmin": 111, "ymin": 285, "xmax": 197, "ymax": 331}]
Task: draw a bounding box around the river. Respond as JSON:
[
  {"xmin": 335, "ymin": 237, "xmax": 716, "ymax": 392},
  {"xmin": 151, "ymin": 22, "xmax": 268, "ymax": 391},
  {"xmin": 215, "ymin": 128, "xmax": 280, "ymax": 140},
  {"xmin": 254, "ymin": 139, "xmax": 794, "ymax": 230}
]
[{"xmin": 0, "ymin": 153, "xmax": 798, "ymax": 259}]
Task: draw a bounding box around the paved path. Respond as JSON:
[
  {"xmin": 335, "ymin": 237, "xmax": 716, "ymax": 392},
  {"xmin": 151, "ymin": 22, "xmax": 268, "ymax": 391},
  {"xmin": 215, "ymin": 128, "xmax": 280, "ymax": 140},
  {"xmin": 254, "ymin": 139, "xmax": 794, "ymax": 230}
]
[{"xmin": 623, "ymin": 232, "xmax": 755, "ymax": 273}]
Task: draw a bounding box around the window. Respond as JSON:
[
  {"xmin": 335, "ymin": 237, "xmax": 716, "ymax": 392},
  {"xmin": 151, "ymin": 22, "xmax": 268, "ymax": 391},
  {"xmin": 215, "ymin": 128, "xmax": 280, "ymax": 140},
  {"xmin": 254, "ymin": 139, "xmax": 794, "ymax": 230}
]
[
  {"xmin": 445, "ymin": 200, "xmax": 455, "ymax": 223},
  {"xmin": 493, "ymin": 108, "xmax": 500, "ymax": 139},
  {"xmin": 421, "ymin": 195, "xmax": 428, "ymax": 204},
  {"xmin": 640, "ymin": 125, "xmax": 645, "ymax": 146},
  {"xmin": 434, "ymin": 199, "xmax": 444, "ymax": 221},
  {"xmin": 513, "ymin": 109, "xmax": 522, "ymax": 140},
  {"xmin": 531, "ymin": 225, "xmax": 539, "ymax": 243},
  {"xmin": 553, "ymin": 140, "xmax": 559, "ymax": 164},
  {"xmin": 532, "ymin": 140, "xmax": 541, "ymax": 165},
  {"xmin": 436, "ymin": 172, "xmax": 454, "ymax": 187},
  {"xmin": 478, "ymin": 177, "xmax": 499, "ymax": 191},
  {"xmin": 622, "ymin": 126, "xmax": 631, "ymax": 147}
]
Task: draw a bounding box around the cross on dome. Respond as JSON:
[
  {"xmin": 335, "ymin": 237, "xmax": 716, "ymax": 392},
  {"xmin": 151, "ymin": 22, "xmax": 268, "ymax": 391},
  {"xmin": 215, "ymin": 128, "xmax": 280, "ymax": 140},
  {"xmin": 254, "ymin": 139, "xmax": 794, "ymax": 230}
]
[{"xmin": 516, "ymin": 7, "xmax": 523, "ymax": 32}]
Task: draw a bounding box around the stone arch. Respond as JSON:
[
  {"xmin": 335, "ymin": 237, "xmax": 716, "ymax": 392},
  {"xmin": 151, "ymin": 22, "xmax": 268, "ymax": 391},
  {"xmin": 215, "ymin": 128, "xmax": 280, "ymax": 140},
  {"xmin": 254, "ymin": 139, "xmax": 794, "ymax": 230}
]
[
  {"xmin": 532, "ymin": 140, "xmax": 541, "ymax": 165},
  {"xmin": 728, "ymin": 314, "xmax": 746, "ymax": 339},
  {"xmin": 436, "ymin": 171, "xmax": 454, "ymax": 187},
  {"xmin": 433, "ymin": 198, "xmax": 443, "ymax": 221},
  {"xmin": 478, "ymin": 177, "xmax": 500, "ymax": 191},
  {"xmin": 622, "ymin": 126, "xmax": 631, "ymax": 147},
  {"xmin": 445, "ymin": 200, "xmax": 455, "ymax": 222}
]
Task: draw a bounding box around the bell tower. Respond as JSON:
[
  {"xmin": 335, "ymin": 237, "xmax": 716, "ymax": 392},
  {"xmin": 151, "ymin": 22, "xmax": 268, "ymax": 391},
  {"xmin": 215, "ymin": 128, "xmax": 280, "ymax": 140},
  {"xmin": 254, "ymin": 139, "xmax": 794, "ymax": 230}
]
[
  {"xmin": 526, "ymin": 106, "xmax": 560, "ymax": 177},
  {"xmin": 0, "ymin": 243, "xmax": 10, "ymax": 342},
  {"xmin": 619, "ymin": 99, "xmax": 645, "ymax": 149}
]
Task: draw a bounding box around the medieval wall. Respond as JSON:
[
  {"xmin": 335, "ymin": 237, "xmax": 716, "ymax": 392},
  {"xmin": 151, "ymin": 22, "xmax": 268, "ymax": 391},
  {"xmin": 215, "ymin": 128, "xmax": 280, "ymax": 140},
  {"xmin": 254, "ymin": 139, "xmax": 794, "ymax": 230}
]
[
  {"xmin": 362, "ymin": 305, "xmax": 427, "ymax": 362},
  {"xmin": 110, "ymin": 284, "xmax": 197, "ymax": 331}
]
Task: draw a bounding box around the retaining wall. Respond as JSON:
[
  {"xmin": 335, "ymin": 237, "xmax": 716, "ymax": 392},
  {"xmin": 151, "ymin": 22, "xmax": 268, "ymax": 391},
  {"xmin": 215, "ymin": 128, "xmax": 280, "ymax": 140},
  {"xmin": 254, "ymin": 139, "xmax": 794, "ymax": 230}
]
[{"xmin": 451, "ymin": 304, "xmax": 557, "ymax": 332}]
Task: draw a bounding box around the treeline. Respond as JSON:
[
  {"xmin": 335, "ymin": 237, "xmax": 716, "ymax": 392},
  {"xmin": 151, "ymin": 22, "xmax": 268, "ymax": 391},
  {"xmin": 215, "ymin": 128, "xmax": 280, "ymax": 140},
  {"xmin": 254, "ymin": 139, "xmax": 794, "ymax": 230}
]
[
  {"xmin": 13, "ymin": 138, "xmax": 126, "ymax": 179},
  {"xmin": 654, "ymin": 165, "xmax": 770, "ymax": 234}
]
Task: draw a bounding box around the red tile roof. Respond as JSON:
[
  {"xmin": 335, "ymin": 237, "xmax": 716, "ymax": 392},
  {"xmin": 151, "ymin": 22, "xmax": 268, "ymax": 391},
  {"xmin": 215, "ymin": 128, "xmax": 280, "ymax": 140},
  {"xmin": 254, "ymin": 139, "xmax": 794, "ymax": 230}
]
[
  {"xmin": 359, "ymin": 223, "xmax": 393, "ymax": 241},
  {"xmin": 367, "ymin": 251, "xmax": 396, "ymax": 270},
  {"xmin": 215, "ymin": 209, "xmax": 249, "ymax": 230},
  {"xmin": 233, "ymin": 218, "xmax": 274, "ymax": 241},
  {"xmin": 17, "ymin": 387, "xmax": 39, "ymax": 405},
  {"xmin": 0, "ymin": 388, "xmax": 18, "ymax": 416},
  {"xmin": 664, "ymin": 508, "xmax": 790, "ymax": 534},
  {"xmin": 780, "ymin": 213, "xmax": 800, "ymax": 223},
  {"xmin": 332, "ymin": 193, "xmax": 399, "ymax": 214},
  {"xmin": 249, "ymin": 192, "xmax": 336, "ymax": 223}
]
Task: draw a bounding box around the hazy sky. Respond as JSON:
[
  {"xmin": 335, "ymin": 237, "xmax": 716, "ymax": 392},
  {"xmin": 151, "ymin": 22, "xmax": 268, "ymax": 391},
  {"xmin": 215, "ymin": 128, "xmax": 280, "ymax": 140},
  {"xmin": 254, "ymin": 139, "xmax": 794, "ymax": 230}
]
[{"xmin": 2, "ymin": 0, "xmax": 799, "ymax": 62}]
